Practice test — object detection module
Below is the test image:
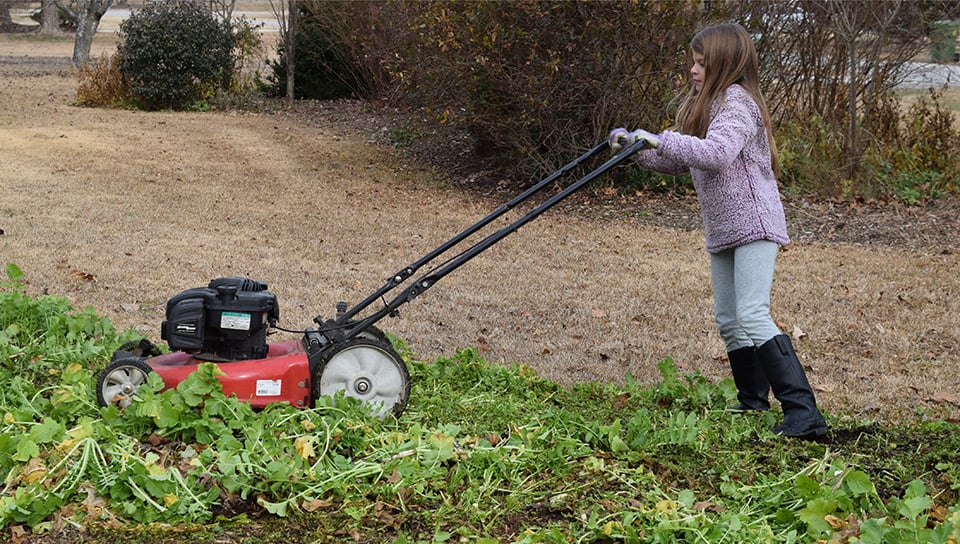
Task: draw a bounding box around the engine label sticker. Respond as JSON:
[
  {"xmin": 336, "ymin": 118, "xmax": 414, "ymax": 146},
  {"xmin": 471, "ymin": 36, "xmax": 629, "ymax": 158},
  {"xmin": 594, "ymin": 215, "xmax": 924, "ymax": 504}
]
[
  {"xmin": 221, "ymin": 311, "xmax": 252, "ymax": 330},
  {"xmin": 256, "ymin": 380, "xmax": 281, "ymax": 396}
]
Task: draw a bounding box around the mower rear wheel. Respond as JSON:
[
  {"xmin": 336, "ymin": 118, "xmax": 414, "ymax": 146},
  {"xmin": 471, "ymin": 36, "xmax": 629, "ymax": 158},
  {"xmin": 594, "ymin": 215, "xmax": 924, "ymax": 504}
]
[
  {"xmin": 347, "ymin": 322, "xmax": 390, "ymax": 344},
  {"xmin": 314, "ymin": 337, "xmax": 410, "ymax": 418},
  {"xmin": 97, "ymin": 357, "xmax": 153, "ymax": 408}
]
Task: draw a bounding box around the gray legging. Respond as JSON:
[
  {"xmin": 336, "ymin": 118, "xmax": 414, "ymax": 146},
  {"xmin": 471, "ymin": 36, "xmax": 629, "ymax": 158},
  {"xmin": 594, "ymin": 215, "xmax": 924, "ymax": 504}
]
[{"xmin": 710, "ymin": 239, "xmax": 783, "ymax": 352}]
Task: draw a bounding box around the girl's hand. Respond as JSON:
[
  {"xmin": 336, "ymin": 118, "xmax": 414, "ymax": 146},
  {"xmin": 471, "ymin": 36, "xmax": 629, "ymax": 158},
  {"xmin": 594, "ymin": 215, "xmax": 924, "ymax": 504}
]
[
  {"xmin": 608, "ymin": 127, "xmax": 629, "ymax": 151},
  {"xmin": 608, "ymin": 128, "xmax": 660, "ymax": 152},
  {"xmin": 625, "ymin": 129, "xmax": 660, "ymax": 149}
]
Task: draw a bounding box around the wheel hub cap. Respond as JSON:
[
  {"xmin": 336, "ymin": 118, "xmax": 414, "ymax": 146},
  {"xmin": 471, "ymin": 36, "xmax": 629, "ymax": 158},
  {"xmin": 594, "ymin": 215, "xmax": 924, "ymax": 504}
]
[{"xmin": 354, "ymin": 377, "xmax": 371, "ymax": 394}]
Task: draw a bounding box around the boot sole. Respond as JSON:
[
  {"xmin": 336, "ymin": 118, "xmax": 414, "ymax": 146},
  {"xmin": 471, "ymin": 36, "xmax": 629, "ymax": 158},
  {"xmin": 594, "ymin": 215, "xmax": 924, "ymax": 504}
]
[{"xmin": 774, "ymin": 424, "xmax": 828, "ymax": 439}]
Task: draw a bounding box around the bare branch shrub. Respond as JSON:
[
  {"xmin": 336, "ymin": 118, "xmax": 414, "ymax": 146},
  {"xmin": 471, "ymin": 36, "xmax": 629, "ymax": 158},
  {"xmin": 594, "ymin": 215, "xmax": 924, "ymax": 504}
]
[
  {"xmin": 75, "ymin": 53, "xmax": 129, "ymax": 108},
  {"xmin": 301, "ymin": 0, "xmax": 959, "ymax": 200},
  {"xmin": 267, "ymin": 1, "xmax": 389, "ymax": 101},
  {"xmin": 744, "ymin": 0, "xmax": 958, "ymax": 199},
  {"xmin": 353, "ymin": 1, "xmax": 733, "ymax": 184}
]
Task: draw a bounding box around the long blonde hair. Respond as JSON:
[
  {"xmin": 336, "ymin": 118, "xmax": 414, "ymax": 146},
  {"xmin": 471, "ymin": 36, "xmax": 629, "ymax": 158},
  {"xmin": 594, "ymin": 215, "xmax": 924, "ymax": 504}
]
[{"xmin": 675, "ymin": 23, "xmax": 779, "ymax": 176}]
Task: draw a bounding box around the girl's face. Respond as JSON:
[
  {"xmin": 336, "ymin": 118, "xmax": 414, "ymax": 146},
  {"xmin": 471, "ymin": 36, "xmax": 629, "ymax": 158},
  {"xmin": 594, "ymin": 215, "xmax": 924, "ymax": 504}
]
[{"xmin": 690, "ymin": 51, "xmax": 705, "ymax": 92}]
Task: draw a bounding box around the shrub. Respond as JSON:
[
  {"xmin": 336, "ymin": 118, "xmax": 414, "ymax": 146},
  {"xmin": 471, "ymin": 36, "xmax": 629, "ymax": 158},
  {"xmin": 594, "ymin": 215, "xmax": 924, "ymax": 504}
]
[
  {"xmin": 369, "ymin": 1, "xmax": 728, "ymax": 184},
  {"xmin": 778, "ymin": 88, "xmax": 960, "ymax": 202},
  {"xmin": 75, "ymin": 53, "xmax": 130, "ymax": 108},
  {"xmin": 266, "ymin": 1, "xmax": 377, "ymax": 100},
  {"xmin": 777, "ymin": 116, "xmax": 848, "ymax": 197},
  {"xmin": 268, "ymin": 0, "xmax": 959, "ymax": 201},
  {"xmin": 117, "ymin": 1, "xmax": 237, "ymax": 111}
]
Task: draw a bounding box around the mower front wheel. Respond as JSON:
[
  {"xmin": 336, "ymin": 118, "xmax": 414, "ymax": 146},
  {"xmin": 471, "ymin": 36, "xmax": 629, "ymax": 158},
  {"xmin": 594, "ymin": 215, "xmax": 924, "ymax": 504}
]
[
  {"xmin": 97, "ymin": 357, "xmax": 153, "ymax": 408},
  {"xmin": 314, "ymin": 337, "xmax": 410, "ymax": 418}
]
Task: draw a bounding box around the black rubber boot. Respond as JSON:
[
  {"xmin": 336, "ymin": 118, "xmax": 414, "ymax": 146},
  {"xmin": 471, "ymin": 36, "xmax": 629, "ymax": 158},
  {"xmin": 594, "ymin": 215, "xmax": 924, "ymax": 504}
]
[
  {"xmin": 727, "ymin": 346, "xmax": 770, "ymax": 411},
  {"xmin": 757, "ymin": 335, "xmax": 828, "ymax": 438}
]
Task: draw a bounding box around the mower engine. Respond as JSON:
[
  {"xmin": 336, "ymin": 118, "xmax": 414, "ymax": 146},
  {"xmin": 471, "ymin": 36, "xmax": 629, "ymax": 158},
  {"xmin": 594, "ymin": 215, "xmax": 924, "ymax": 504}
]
[{"xmin": 161, "ymin": 277, "xmax": 279, "ymax": 361}]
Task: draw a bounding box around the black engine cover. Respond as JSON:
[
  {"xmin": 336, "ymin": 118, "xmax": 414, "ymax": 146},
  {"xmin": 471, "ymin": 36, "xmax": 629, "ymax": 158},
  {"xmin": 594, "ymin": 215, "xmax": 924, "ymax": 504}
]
[{"xmin": 161, "ymin": 277, "xmax": 279, "ymax": 361}]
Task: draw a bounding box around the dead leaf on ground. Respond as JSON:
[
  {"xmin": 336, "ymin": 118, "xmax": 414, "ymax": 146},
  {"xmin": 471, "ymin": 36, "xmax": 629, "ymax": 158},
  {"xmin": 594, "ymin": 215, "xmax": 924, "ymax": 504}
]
[
  {"xmin": 694, "ymin": 500, "xmax": 726, "ymax": 513},
  {"xmin": 302, "ymin": 498, "xmax": 333, "ymax": 512},
  {"xmin": 71, "ymin": 269, "xmax": 96, "ymax": 282},
  {"xmin": 612, "ymin": 392, "xmax": 631, "ymax": 410}
]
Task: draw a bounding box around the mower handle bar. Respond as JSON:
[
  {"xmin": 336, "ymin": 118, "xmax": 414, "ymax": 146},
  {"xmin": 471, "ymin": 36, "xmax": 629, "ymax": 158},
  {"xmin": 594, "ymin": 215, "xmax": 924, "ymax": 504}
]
[{"xmin": 315, "ymin": 138, "xmax": 650, "ymax": 343}]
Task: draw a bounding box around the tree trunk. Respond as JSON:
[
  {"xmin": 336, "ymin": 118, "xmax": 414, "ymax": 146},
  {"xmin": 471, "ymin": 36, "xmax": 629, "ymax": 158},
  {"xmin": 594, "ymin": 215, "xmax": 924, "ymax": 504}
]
[
  {"xmin": 0, "ymin": 0, "xmax": 34, "ymax": 32},
  {"xmin": 285, "ymin": 0, "xmax": 296, "ymax": 103},
  {"xmin": 0, "ymin": 1, "xmax": 12, "ymax": 29},
  {"xmin": 70, "ymin": 0, "xmax": 114, "ymax": 68},
  {"xmin": 39, "ymin": 0, "xmax": 60, "ymax": 34}
]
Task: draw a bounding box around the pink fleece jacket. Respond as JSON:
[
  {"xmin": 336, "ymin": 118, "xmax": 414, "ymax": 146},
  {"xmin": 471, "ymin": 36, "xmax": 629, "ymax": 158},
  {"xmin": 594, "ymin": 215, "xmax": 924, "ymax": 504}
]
[{"xmin": 634, "ymin": 84, "xmax": 790, "ymax": 253}]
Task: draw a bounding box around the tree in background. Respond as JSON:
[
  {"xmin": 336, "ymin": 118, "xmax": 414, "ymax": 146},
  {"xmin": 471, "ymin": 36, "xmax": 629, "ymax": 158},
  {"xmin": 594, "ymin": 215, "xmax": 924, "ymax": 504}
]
[
  {"xmin": 327, "ymin": 0, "xmax": 956, "ymax": 200},
  {"xmin": 356, "ymin": 1, "xmax": 720, "ymax": 182},
  {"xmin": 54, "ymin": 0, "xmax": 114, "ymax": 68},
  {"xmin": 266, "ymin": 1, "xmax": 382, "ymax": 102},
  {"xmin": 268, "ymin": 0, "xmax": 296, "ymax": 102},
  {"xmin": 37, "ymin": 0, "xmax": 61, "ymax": 34},
  {"xmin": 0, "ymin": 0, "xmax": 35, "ymax": 32}
]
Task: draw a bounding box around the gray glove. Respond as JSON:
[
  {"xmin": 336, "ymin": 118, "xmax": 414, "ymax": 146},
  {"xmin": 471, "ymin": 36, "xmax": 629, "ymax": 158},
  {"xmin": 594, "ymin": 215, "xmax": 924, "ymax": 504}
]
[{"xmin": 608, "ymin": 128, "xmax": 660, "ymax": 152}]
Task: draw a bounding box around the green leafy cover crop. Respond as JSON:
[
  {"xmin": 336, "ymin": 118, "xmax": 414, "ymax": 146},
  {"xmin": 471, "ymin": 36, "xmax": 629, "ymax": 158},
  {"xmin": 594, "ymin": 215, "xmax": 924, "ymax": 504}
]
[{"xmin": 1, "ymin": 263, "xmax": 958, "ymax": 543}]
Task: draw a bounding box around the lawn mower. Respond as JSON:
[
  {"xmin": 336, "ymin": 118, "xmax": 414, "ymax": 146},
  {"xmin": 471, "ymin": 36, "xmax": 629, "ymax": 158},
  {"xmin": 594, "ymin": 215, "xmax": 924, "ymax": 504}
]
[{"xmin": 95, "ymin": 138, "xmax": 650, "ymax": 418}]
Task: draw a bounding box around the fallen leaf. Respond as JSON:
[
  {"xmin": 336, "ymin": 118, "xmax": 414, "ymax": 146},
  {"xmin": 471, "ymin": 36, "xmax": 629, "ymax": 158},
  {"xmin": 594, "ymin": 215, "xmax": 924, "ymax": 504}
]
[
  {"xmin": 693, "ymin": 500, "xmax": 726, "ymax": 513},
  {"xmin": 826, "ymin": 514, "xmax": 845, "ymax": 530},
  {"xmin": 22, "ymin": 458, "xmax": 47, "ymax": 484},
  {"xmin": 71, "ymin": 269, "xmax": 96, "ymax": 282},
  {"xmin": 302, "ymin": 498, "xmax": 332, "ymax": 512},
  {"xmin": 295, "ymin": 436, "xmax": 315, "ymax": 460},
  {"xmin": 792, "ymin": 324, "xmax": 807, "ymax": 341},
  {"xmin": 931, "ymin": 504, "xmax": 951, "ymax": 522}
]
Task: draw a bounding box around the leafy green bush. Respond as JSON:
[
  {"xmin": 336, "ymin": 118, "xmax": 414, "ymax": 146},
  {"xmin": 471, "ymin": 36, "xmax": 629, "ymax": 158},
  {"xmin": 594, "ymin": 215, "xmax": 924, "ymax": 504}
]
[
  {"xmin": 117, "ymin": 1, "xmax": 236, "ymax": 110},
  {"xmin": 0, "ymin": 264, "xmax": 126, "ymax": 391}
]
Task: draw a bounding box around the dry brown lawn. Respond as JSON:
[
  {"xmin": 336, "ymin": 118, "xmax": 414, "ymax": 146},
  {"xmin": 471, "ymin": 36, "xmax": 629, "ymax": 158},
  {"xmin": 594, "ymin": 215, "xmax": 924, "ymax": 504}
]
[{"xmin": 1, "ymin": 33, "xmax": 958, "ymax": 425}]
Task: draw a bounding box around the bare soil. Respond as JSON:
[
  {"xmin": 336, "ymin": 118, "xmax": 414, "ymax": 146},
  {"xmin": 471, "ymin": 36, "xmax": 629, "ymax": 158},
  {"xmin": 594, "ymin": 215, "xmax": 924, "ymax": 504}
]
[{"xmin": 1, "ymin": 33, "xmax": 958, "ymax": 425}]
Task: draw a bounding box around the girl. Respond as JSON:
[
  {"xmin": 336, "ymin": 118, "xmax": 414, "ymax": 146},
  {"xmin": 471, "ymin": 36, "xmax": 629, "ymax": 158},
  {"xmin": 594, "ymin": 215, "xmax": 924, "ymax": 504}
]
[{"xmin": 610, "ymin": 23, "xmax": 827, "ymax": 438}]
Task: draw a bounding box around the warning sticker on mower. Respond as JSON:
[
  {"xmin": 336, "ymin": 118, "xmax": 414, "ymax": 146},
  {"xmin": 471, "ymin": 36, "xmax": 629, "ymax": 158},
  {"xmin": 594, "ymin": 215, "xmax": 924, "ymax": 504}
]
[
  {"xmin": 256, "ymin": 380, "xmax": 281, "ymax": 396},
  {"xmin": 220, "ymin": 311, "xmax": 252, "ymax": 330}
]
